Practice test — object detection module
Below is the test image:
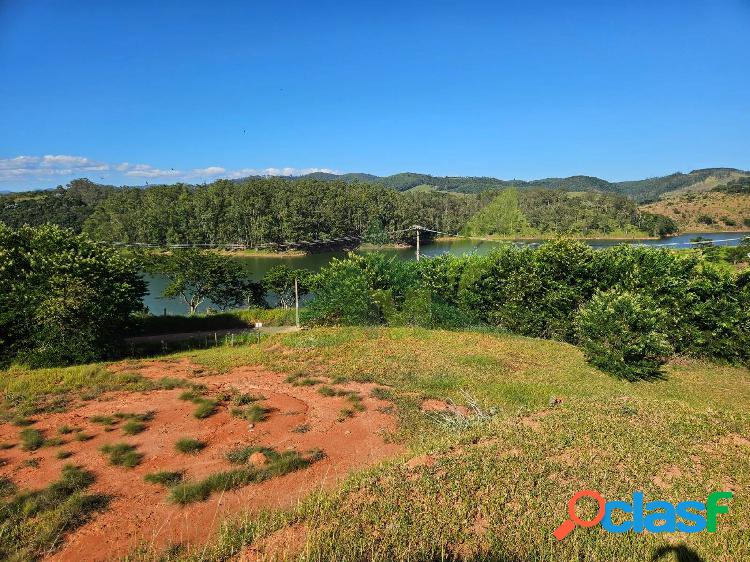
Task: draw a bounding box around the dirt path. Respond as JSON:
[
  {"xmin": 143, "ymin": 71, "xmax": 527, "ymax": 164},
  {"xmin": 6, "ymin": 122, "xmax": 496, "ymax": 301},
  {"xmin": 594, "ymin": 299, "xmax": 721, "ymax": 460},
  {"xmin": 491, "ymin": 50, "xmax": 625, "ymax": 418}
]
[{"xmin": 0, "ymin": 358, "xmax": 401, "ymax": 561}]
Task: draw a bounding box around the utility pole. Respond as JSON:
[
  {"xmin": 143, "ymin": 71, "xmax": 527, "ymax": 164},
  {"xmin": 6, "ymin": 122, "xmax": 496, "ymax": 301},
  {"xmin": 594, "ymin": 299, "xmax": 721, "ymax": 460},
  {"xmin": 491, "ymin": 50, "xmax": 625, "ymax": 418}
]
[
  {"xmin": 414, "ymin": 225, "xmax": 420, "ymax": 261},
  {"xmin": 294, "ymin": 277, "xmax": 300, "ymax": 328}
]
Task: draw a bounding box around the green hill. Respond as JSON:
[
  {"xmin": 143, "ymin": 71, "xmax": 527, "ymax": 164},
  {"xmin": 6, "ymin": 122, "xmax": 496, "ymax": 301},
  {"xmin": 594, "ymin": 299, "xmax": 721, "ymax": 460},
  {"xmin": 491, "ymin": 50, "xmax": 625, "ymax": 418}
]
[{"xmin": 294, "ymin": 167, "xmax": 750, "ymax": 202}]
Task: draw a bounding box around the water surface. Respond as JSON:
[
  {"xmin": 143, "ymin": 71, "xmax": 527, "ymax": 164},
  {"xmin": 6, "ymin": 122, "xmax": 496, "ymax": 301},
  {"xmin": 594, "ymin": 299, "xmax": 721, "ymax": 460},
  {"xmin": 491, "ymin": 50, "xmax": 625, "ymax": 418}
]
[{"xmin": 143, "ymin": 232, "xmax": 749, "ymax": 314}]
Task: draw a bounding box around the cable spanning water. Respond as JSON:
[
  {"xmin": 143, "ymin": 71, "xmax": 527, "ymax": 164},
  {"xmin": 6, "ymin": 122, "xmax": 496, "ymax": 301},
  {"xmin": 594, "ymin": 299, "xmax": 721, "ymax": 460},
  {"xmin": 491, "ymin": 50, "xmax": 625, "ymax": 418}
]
[{"xmin": 100, "ymin": 225, "xmax": 749, "ymax": 251}]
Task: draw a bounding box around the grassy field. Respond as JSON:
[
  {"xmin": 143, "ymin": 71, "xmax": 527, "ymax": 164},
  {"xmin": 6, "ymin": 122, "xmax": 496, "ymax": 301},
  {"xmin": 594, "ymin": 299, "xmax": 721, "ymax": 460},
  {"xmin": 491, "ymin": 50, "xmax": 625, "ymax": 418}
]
[
  {"xmin": 151, "ymin": 327, "xmax": 749, "ymax": 561},
  {"xmin": 2, "ymin": 327, "xmax": 749, "ymax": 561}
]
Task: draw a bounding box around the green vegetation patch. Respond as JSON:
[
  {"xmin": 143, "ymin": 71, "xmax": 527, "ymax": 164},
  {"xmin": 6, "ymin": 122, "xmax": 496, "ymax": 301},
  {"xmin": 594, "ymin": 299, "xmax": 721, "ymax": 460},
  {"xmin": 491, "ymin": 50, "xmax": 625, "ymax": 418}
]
[
  {"xmin": 0, "ymin": 464, "xmax": 108, "ymax": 561},
  {"xmin": 169, "ymin": 449, "xmax": 323, "ymax": 505},
  {"xmin": 230, "ymin": 403, "xmax": 270, "ymax": 423},
  {"xmin": 0, "ymin": 363, "xmax": 191, "ymax": 422},
  {"xmin": 174, "ymin": 438, "xmax": 206, "ymax": 455},
  {"xmin": 157, "ymin": 326, "xmax": 750, "ymax": 561},
  {"xmin": 19, "ymin": 428, "xmax": 45, "ymax": 451},
  {"xmin": 100, "ymin": 443, "xmax": 143, "ymax": 468},
  {"xmin": 144, "ymin": 471, "xmax": 185, "ymax": 487}
]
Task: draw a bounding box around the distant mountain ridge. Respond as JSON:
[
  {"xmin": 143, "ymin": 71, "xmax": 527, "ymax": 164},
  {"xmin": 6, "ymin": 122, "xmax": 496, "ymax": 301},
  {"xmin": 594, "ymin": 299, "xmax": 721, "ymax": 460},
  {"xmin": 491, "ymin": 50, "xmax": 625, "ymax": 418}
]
[
  {"xmin": 4, "ymin": 167, "xmax": 749, "ymax": 204},
  {"xmin": 290, "ymin": 168, "xmax": 750, "ymax": 203}
]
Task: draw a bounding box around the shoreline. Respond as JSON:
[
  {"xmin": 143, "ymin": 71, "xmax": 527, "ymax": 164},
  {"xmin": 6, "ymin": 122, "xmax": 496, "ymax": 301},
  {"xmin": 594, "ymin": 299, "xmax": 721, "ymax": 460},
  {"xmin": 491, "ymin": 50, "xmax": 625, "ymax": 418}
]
[
  {"xmin": 434, "ymin": 233, "xmax": 659, "ymax": 242},
  {"xmin": 214, "ymin": 248, "xmax": 307, "ymax": 258}
]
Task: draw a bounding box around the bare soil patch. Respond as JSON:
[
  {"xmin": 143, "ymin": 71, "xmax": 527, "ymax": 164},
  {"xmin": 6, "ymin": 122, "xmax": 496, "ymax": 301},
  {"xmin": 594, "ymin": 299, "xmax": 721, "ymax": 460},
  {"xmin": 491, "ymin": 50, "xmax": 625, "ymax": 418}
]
[{"xmin": 0, "ymin": 358, "xmax": 401, "ymax": 561}]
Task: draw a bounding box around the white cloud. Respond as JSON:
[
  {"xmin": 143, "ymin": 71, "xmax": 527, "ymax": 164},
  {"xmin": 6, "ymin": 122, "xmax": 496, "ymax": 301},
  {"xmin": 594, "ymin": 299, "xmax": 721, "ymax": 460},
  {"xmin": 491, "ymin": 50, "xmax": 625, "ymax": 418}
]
[
  {"xmin": 0, "ymin": 154, "xmax": 340, "ymax": 186},
  {"xmin": 226, "ymin": 167, "xmax": 338, "ymax": 179},
  {"xmin": 0, "ymin": 155, "xmax": 110, "ymax": 180},
  {"xmin": 121, "ymin": 163, "xmax": 181, "ymax": 178},
  {"xmin": 189, "ymin": 166, "xmax": 226, "ymax": 177}
]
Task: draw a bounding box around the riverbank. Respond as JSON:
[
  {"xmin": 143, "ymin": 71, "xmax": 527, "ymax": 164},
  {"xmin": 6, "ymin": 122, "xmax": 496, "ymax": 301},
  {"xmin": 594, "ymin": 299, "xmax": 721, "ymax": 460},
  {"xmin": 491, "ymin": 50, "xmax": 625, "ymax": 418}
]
[
  {"xmin": 435, "ymin": 232, "xmax": 659, "ymax": 242},
  {"xmin": 214, "ymin": 248, "xmax": 307, "ymax": 258}
]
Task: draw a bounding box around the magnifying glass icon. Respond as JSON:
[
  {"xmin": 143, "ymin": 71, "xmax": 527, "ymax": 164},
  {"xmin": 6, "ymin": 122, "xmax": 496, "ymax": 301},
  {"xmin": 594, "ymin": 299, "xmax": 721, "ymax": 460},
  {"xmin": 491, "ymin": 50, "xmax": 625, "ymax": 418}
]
[{"xmin": 553, "ymin": 489, "xmax": 605, "ymax": 541}]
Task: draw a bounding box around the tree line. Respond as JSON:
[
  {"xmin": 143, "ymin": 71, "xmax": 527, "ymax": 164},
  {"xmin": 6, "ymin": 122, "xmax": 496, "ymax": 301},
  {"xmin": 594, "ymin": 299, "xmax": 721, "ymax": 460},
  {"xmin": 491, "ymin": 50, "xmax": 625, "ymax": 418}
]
[{"xmin": 1, "ymin": 177, "xmax": 677, "ymax": 246}]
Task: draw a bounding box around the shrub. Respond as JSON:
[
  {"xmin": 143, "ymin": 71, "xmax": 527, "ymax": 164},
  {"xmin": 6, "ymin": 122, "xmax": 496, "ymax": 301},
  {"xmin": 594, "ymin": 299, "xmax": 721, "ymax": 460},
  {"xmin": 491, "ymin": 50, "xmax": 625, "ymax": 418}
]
[
  {"xmin": 0, "ymin": 224, "xmax": 146, "ymax": 367},
  {"xmin": 303, "ymin": 257, "xmax": 379, "ymax": 325},
  {"xmin": 575, "ymin": 289, "xmax": 673, "ymax": 380}
]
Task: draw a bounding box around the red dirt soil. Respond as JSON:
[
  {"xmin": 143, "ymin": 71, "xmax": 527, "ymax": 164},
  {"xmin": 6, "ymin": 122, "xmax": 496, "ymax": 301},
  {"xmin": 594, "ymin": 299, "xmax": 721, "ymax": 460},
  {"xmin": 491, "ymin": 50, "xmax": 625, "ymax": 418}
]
[{"xmin": 0, "ymin": 359, "xmax": 402, "ymax": 561}]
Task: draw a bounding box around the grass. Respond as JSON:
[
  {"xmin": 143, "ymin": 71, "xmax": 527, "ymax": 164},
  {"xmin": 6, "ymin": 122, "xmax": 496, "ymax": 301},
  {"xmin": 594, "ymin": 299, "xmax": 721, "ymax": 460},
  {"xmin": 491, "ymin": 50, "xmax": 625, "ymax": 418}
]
[
  {"xmin": 122, "ymin": 419, "xmax": 147, "ymax": 435},
  {"xmin": 150, "ymin": 325, "xmax": 750, "ymax": 561},
  {"xmin": 5, "ymin": 326, "xmax": 750, "ymax": 560},
  {"xmin": 192, "ymin": 399, "xmax": 218, "ymax": 419},
  {"xmin": 55, "ymin": 450, "xmax": 73, "ymax": 459},
  {"xmin": 117, "ymin": 411, "xmax": 155, "ymax": 435},
  {"xmin": 144, "ymin": 471, "xmax": 184, "ymax": 487},
  {"xmin": 179, "ymin": 389, "xmax": 201, "ymax": 401},
  {"xmin": 233, "ymin": 392, "xmax": 265, "ymax": 405},
  {"xmin": 318, "ymin": 385, "xmax": 366, "ymax": 420},
  {"xmin": 19, "ymin": 428, "xmax": 45, "ymax": 451},
  {"xmin": 90, "ymin": 415, "xmax": 118, "ymax": 430},
  {"xmin": 225, "ymin": 445, "xmax": 276, "ymax": 465},
  {"xmin": 0, "ymin": 464, "xmax": 108, "ymax": 561},
  {"xmin": 230, "ymin": 403, "xmax": 270, "ymax": 423},
  {"xmin": 174, "ymin": 438, "xmax": 206, "ymax": 454},
  {"xmin": 0, "ymin": 477, "xmax": 16, "ymax": 497},
  {"xmin": 0, "ymin": 364, "xmax": 192, "ymax": 422},
  {"xmin": 178, "ymin": 389, "xmax": 220, "ymax": 419},
  {"xmin": 100, "ymin": 443, "xmax": 143, "ymax": 468},
  {"xmin": 169, "ymin": 449, "xmax": 323, "ymax": 505},
  {"xmin": 74, "ymin": 432, "xmax": 94, "ymax": 442}
]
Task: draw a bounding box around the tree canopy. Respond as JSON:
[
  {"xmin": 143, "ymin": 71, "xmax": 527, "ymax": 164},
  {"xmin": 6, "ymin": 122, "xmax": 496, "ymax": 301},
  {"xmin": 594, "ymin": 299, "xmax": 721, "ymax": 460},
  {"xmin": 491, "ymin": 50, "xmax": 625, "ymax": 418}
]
[{"xmin": 0, "ymin": 224, "xmax": 146, "ymax": 366}]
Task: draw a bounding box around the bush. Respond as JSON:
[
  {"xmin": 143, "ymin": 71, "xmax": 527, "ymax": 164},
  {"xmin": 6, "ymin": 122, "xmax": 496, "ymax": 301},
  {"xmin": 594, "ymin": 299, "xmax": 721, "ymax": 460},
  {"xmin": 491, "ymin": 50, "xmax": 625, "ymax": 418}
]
[
  {"xmin": 575, "ymin": 289, "xmax": 673, "ymax": 380},
  {"xmin": 302, "ymin": 257, "xmax": 379, "ymax": 326},
  {"xmin": 300, "ymin": 244, "xmax": 749, "ymax": 371},
  {"xmin": 0, "ymin": 224, "xmax": 146, "ymax": 366},
  {"xmin": 457, "ymin": 241, "xmax": 600, "ymax": 340}
]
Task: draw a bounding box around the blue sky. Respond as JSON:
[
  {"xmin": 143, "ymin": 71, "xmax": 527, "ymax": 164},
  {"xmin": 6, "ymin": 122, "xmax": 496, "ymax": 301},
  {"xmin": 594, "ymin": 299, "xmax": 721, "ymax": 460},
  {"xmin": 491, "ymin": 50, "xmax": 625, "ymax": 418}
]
[{"xmin": 1, "ymin": 0, "xmax": 749, "ymax": 190}]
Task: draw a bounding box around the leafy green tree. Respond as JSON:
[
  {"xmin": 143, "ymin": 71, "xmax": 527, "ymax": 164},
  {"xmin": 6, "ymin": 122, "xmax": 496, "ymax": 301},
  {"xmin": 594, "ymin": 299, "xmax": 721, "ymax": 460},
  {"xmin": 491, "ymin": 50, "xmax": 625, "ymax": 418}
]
[
  {"xmin": 262, "ymin": 265, "xmax": 312, "ymax": 308},
  {"xmin": 146, "ymin": 250, "xmax": 253, "ymax": 314},
  {"xmin": 463, "ymin": 188, "xmax": 529, "ymax": 236},
  {"xmin": 0, "ymin": 224, "xmax": 146, "ymax": 366}
]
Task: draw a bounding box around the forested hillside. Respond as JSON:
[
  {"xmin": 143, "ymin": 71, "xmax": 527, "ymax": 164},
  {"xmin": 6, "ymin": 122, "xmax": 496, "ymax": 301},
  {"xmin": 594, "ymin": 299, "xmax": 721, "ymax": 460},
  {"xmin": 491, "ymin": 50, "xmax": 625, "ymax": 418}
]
[
  {"xmin": 82, "ymin": 178, "xmax": 481, "ymax": 247},
  {"xmin": 241, "ymin": 167, "xmax": 750, "ymax": 202},
  {"xmin": 1, "ymin": 177, "xmax": 676, "ymax": 246},
  {"xmin": 463, "ymin": 189, "xmax": 676, "ymax": 237},
  {"xmin": 0, "ymin": 179, "xmax": 113, "ymax": 231}
]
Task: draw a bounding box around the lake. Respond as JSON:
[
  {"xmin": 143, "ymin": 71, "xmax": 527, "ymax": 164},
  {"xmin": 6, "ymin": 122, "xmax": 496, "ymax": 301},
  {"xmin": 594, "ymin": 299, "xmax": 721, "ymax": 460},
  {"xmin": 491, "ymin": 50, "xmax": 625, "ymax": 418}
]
[{"xmin": 143, "ymin": 231, "xmax": 749, "ymax": 314}]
